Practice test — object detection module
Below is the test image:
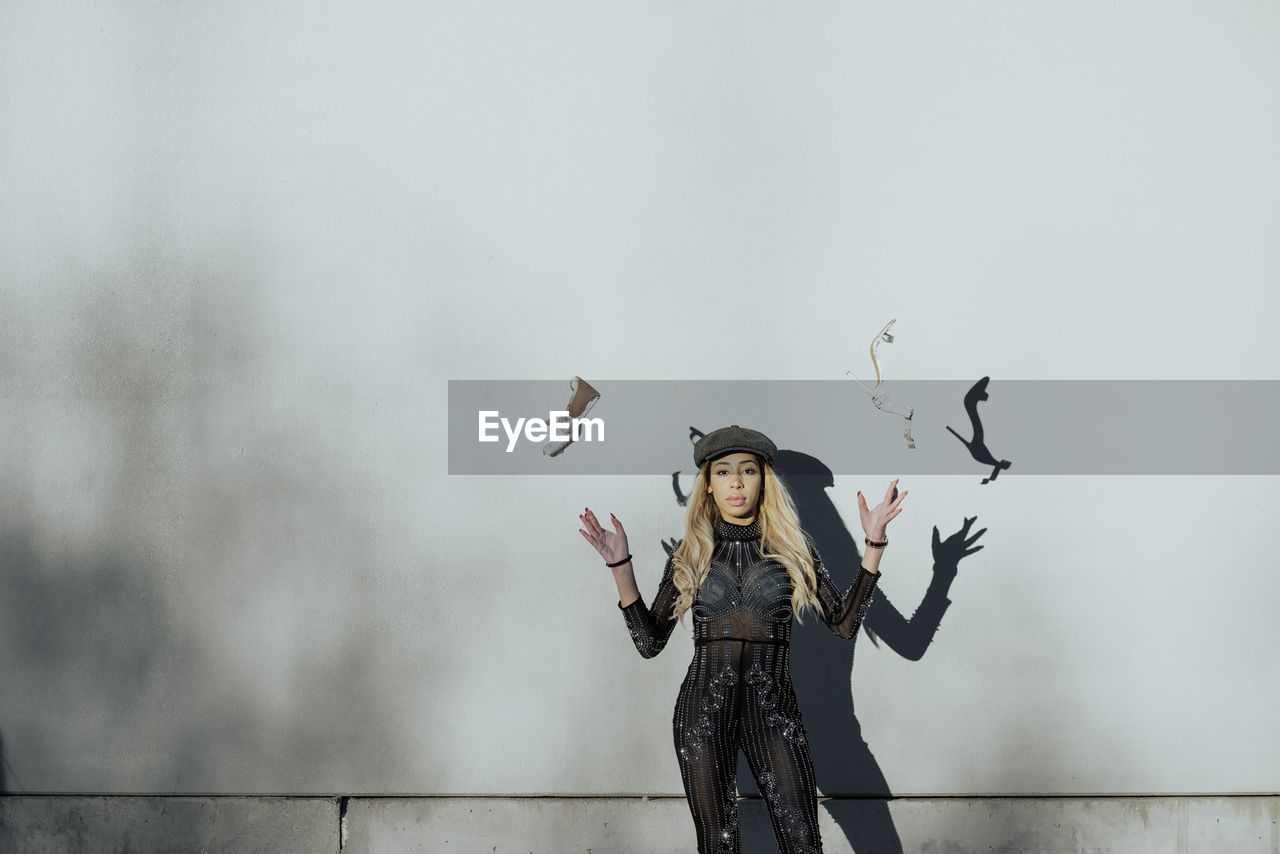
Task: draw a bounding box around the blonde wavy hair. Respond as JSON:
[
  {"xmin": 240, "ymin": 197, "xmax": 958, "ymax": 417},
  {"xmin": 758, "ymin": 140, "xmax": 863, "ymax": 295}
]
[{"xmin": 671, "ymin": 459, "xmax": 822, "ymax": 622}]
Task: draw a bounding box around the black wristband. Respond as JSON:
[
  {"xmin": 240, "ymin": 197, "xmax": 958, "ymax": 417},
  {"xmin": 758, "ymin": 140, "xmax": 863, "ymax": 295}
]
[{"xmin": 606, "ymin": 554, "xmax": 633, "ymax": 568}]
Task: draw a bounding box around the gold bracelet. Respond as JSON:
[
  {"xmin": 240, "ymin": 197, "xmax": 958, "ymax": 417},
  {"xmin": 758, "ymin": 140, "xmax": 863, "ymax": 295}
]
[{"xmin": 865, "ymin": 536, "xmax": 888, "ymax": 549}]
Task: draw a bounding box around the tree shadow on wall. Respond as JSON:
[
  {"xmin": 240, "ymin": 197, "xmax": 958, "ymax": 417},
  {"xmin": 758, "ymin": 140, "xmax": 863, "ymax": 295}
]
[{"xmin": 738, "ymin": 450, "xmax": 985, "ymax": 854}]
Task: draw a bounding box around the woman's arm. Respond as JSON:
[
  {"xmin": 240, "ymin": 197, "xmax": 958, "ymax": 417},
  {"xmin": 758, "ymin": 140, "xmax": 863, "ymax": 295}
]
[
  {"xmin": 580, "ymin": 507, "xmax": 678, "ymax": 659},
  {"xmin": 812, "ymin": 547, "xmax": 880, "ymax": 640},
  {"xmin": 617, "ymin": 556, "xmax": 680, "ymax": 659},
  {"xmin": 612, "ymin": 561, "xmax": 642, "ymax": 608},
  {"xmin": 813, "ymin": 477, "xmax": 907, "ymax": 638},
  {"xmin": 860, "ymin": 543, "xmax": 885, "ymax": 576}
]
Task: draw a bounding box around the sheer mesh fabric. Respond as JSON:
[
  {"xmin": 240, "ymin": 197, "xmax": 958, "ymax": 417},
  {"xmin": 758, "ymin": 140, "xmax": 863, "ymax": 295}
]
[{"xmin": 620, "ymin": 518, "xmax": 879, "ymax": 854}]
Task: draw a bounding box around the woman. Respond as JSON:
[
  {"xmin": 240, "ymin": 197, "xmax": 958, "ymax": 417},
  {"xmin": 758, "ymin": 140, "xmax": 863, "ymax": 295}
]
[{"xmin": 578, "ymin": 425, "xmax": 907, "ymax": 854}]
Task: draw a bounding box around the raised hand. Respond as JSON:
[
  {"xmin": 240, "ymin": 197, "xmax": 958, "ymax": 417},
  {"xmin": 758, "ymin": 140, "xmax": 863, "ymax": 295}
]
[
  {"xmin": 579, "ymin": 506, "xmax": 630, "ymax": 565},
  {"xmin": 857, "ymin": 478, "xmax": 908, "ymax": 541}
]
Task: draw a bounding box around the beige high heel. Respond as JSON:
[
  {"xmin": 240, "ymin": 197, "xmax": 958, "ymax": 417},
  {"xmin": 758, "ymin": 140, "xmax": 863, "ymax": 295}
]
[{"xmin": 543, "ymin": 376, "xmax": 601, "ymax": 458}]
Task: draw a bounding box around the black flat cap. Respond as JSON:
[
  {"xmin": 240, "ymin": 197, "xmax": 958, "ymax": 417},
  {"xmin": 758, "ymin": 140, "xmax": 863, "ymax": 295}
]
[{"xmin": 693, "ymin": 425, "xmax": 777, "ymax": 468}]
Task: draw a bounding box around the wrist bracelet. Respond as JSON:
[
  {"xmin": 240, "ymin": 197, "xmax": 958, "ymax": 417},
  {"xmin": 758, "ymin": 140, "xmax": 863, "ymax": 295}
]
[
  {"xmin": 606, "ymin": 554, "xmax": 633, "ymax": 568},
  {"xmin": 865, "ymin": 536, "xmax": 888, "ymax": 549}
]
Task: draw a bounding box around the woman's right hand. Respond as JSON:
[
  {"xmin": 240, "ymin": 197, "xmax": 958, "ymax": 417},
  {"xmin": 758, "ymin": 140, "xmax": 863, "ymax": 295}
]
[{"xmin": 579, "ymin": 507, "xmax": 630, "ymax": 566}]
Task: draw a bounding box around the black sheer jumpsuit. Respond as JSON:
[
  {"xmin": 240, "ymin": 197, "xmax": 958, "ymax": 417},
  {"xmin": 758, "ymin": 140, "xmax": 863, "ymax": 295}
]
[{"xmin": 619, "ymin": 517, "xmax": 879, "ymax": 854}]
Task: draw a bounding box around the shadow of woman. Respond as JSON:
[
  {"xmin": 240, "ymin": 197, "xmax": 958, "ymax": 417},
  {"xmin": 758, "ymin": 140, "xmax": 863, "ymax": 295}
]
[{"xmin": 738, "ymin": 450, "xmax": 985, "ymax": 853}]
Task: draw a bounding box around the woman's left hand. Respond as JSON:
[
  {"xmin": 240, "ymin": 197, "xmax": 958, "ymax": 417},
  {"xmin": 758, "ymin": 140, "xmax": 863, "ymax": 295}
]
[{"xmin": 858, "ymin": 478, "xmax": 907, "ymax": 541}]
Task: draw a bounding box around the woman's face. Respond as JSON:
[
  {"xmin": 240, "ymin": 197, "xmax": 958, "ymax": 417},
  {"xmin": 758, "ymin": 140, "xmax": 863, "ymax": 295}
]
[{"xmin": 706, "ymin": 453, "xmax": 763, "ymax": 525}]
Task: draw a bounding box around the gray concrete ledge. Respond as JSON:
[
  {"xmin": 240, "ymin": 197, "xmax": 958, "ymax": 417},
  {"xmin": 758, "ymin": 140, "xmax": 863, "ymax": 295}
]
[
  {"xmin": 0, "ymin": 796, "xmax": 339, "ymax": 854},
  {"xmin": 1, "ymin": 795, "xmax": 1277, "ymax": 853},
  {"xmin": 344, "ymin": 796, "xmax": 1280, "ymax": 854}
]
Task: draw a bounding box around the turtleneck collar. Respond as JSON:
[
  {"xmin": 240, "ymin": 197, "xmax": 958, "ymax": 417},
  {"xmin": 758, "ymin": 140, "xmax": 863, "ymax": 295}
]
[{"xmin": 715, "ymin": 517, "xmax": 762, "ymax": 541}]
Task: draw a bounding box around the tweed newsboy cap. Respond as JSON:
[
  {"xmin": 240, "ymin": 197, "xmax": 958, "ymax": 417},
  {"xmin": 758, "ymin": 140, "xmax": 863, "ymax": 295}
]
[{"xmin": 693, "ymin": 425, "xmax": 777, "ymax": 468}]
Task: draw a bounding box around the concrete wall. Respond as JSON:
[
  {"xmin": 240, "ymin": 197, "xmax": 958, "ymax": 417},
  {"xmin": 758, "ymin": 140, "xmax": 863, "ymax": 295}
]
[
  {"xmin": 3, "ymin": 796, "xmax": 1278, "ymax": 853},
  {"xmin": 1, "ymin": 0, "xmax": 1278, "ymax": 808}
]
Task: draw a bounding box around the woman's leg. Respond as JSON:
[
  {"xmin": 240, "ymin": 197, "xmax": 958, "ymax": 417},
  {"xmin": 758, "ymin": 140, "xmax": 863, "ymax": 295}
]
[
  {"xmin": 674, "ymin": 658, "xmax": 743, "ymax": 853},
  {"xmin": 740, "ymin": 656, "xmax": 823, "ymax": 854}
]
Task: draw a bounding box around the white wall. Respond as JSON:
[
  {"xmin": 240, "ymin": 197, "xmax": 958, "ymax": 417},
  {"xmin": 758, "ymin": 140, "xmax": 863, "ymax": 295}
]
[{"xmin": 1, "ymin": 1, "xmax": 1277, "ymax": 795}]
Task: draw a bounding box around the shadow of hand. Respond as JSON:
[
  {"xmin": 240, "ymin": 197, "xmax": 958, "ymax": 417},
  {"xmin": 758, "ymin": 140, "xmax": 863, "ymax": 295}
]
[{"xmin": 932, "ymin": 516, "xmax": 986, "ymax": 573}]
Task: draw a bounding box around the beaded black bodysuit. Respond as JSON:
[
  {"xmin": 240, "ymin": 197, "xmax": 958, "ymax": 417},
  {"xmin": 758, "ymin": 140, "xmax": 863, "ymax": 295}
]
[{"xmin": 620, "ymin": 518, "xmax": 879, "ymax": 854}]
